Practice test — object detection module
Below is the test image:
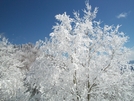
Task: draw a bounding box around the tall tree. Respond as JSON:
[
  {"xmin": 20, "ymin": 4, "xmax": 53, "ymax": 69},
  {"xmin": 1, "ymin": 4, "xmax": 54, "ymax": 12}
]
[
  {"xmin": 0, "ymin": 1, "xmax": 133, "ymax": 101},
  {"xmin": 25, "ymin": 2, "xmax": 133, "ymax": 101}
]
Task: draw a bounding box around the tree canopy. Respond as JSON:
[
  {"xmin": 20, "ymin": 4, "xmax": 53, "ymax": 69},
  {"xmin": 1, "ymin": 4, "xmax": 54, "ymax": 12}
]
[{"xmin": 0, "ymin": 2, "xmax": 134, "ymax": 101}]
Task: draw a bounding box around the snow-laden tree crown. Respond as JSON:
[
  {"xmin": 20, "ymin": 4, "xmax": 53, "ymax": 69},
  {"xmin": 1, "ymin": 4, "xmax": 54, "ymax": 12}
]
[{"xmin": 0, "ymin": 2, "xmax": 134, "ymax": 101}]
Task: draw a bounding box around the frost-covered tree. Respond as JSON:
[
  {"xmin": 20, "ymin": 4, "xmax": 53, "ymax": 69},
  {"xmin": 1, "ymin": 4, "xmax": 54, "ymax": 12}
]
[
  {"xmin": 0, "ymin": 36, "xmax": 39, "ymax": 100},
  {"xmin": 24, "ymin": 2, "xmax": 133, "ymax": 101},
  {"xmin": 0, "ymin": 36, "xmax": 28, "ymax": 100},
  {"xmin": 15, "ymin": 43, "xmax": 39, "ymax": 71},
  {"xmin": 0, "ymin": 1, "xmax": 134, "ymax": 101}
]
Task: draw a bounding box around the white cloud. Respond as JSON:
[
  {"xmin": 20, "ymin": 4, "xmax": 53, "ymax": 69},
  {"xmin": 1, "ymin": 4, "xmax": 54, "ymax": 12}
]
[{"xmin": 117, "ymin": 12, "xmax": 127, "ymax": 19}]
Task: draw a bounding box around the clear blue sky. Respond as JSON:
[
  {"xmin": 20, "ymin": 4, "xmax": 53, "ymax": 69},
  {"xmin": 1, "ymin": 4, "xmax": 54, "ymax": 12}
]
[{"xmin": 0, "ymin": 0, "xmax": 134, "ymax": 47}]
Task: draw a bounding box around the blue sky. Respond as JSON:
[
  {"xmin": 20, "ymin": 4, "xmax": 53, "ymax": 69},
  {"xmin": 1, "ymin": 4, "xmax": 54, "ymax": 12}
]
[{"xmin": 0, "ymin": 0, "xmax": 134, "ymax": 48}]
